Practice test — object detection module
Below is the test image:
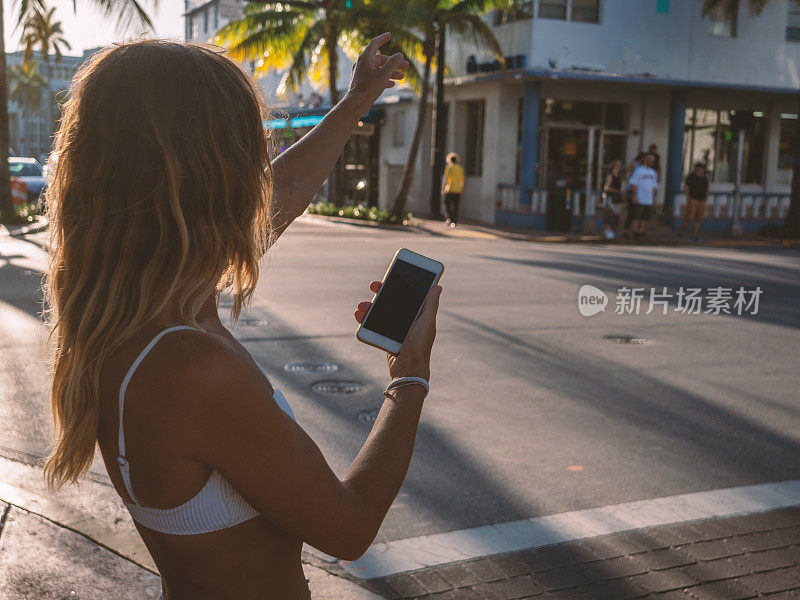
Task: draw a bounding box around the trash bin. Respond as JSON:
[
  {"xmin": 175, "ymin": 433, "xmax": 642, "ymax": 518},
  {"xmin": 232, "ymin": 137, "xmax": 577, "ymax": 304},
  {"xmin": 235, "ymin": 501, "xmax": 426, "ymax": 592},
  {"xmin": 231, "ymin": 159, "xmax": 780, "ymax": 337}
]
[{"xmin": 546, "ymin": 185, "xmax": 571, "ymax": 232}]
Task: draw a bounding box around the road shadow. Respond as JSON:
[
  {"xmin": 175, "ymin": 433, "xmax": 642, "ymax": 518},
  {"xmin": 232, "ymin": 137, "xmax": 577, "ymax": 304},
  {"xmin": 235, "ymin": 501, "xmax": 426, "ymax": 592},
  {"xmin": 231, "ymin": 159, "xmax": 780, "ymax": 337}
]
[{"xmin": 479, "ymin": 247, "xmax": 800, "ymax": 330}]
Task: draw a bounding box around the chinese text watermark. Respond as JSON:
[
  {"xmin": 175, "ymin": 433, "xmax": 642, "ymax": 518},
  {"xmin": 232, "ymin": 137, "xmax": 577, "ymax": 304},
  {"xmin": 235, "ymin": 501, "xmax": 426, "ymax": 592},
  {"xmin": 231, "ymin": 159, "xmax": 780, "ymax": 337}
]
[{"xmin": 578, "ymin": 285, "xmax": 762, "ymax": 316}]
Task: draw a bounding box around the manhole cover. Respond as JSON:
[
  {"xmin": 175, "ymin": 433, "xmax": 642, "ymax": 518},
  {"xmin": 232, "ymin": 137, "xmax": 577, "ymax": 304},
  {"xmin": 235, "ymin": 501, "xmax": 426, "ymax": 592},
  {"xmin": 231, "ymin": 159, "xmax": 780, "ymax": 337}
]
[
  {"xmin": 225, "ymin": 319, "xmax": 269, "ymax": 327},
  {"xmin": 604, "ymin": 335, "xmax": 648, "ymax": 344},
  {"xmin": 284, "ymin": 361, "xmax": 339, "ymax": 374},
  {"xmin": 311, "ymin": 380, "xmax": 367, "ymax": 395},
  {"xmin": 358, "ymin": 408, "xmax": 380, "ymax": 424}
]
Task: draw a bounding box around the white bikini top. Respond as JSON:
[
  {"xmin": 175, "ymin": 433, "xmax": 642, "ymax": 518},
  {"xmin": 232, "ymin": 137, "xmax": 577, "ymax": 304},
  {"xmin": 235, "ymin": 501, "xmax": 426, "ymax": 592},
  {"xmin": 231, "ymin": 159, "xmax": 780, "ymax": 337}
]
[{"xmin": 116, "ymin": 325, "xmax": 295, "ymax": 535}]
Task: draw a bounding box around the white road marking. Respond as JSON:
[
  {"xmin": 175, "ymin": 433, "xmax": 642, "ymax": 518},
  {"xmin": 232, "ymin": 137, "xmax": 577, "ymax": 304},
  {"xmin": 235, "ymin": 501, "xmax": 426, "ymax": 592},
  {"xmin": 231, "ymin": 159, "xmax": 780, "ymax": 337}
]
[{"xmin": 335, "ymin": 480, "xmax": 800, "ymax": 579}]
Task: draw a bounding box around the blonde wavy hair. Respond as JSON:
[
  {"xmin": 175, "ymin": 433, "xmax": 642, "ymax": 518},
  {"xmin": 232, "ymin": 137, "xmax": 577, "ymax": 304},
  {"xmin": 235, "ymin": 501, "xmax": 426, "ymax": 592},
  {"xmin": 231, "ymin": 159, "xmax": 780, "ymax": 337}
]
[{"xmin": 42, "ymin": 40, "xmax": 275, "ymax": 492}]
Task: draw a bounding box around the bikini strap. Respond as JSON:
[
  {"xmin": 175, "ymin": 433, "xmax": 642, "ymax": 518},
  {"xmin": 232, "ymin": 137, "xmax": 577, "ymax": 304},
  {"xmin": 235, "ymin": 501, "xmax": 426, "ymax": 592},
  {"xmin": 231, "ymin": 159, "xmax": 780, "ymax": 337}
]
[{"xmin": 117, "ymin": 325, "xmax": 199, "ymax": 505}]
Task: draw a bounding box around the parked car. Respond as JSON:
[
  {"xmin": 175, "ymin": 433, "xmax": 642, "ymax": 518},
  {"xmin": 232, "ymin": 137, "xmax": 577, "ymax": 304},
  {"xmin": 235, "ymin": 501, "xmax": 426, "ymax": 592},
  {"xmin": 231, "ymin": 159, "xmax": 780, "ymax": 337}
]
[{"xmin": 9, "ymin": 157, "xmax": 47, "ymax": 206}]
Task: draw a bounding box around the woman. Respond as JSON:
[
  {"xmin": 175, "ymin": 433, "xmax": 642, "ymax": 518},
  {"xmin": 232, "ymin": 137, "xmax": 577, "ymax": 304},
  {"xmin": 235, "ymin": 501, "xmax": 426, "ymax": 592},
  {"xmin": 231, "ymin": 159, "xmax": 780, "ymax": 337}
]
[
  {"xmin": 601, "ymin": 159, "xmax": 624, "ymax": 239},
  {"xmin": 42, "ymin": 37, "xmax": 440, "ymax": 599}
]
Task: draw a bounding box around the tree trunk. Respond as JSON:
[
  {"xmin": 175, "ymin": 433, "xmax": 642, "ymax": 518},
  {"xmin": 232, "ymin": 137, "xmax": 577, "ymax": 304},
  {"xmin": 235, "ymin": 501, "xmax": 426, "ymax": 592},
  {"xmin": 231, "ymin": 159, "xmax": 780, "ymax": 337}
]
[
  {"xmin": 0, "ymin": 0, "xmax": 15, "ymax": 214},
  {"xmin": 428, "ymin": 19, "xmax": 446, "ymax": 218},
  {"xmin": 325, "ymin": 7, "xmax": 345, "ymax": 206},
  {"xmin": 388, "ymin": 42, "xmax": 433, "ymax": 218},
  {"xmin": 783, "ymin": 88, "xmax": 800, "ymax": 237}
]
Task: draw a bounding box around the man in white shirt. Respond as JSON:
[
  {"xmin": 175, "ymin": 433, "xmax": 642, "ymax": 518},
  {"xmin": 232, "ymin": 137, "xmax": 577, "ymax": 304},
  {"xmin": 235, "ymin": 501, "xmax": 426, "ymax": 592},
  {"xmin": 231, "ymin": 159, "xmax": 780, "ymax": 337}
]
[{"xmin": 628, "ymin": 153, "xmax": 658, "ymax": 240}]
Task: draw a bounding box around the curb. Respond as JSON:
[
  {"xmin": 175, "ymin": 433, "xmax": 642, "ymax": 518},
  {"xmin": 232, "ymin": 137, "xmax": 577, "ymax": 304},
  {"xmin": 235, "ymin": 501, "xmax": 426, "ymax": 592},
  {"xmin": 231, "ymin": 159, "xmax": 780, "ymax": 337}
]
[
  {"xmin": 304, "ymin": 213, "xmax": 410, "ymax": 231},
  {"xmin": 0, "ymin": 215, "xmax": 49, "ymax": 237}
]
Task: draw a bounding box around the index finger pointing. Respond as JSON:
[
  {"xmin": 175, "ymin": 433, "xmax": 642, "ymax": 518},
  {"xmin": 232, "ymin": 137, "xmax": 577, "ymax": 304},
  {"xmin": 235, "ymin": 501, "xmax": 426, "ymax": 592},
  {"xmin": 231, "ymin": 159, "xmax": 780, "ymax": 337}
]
[{"xmin": 365, "ymin": 32, "xmax": 391, "ymax": 54}]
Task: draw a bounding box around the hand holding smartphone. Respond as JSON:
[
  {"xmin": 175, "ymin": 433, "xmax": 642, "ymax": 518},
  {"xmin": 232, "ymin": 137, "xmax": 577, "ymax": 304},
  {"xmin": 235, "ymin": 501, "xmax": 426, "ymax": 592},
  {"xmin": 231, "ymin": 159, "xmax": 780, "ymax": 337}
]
[{"xmin": 356, "ymin": 249, "xmax": 444, "ymax": 355}]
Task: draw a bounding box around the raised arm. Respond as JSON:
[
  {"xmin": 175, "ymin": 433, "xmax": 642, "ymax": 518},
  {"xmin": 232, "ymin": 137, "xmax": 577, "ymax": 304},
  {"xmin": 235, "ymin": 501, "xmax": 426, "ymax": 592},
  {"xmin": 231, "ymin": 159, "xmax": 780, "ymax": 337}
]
[{"xmin": 269, "ymin": 33, "xmax": 409, "ymax": 238}]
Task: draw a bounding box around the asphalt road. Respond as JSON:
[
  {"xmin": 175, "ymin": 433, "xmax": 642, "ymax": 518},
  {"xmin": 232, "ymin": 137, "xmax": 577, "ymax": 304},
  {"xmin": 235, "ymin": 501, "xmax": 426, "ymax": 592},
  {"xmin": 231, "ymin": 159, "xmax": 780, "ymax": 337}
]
[{"xmin": 1, "ymin": 218, "xmax": 799, "ymax": 545}]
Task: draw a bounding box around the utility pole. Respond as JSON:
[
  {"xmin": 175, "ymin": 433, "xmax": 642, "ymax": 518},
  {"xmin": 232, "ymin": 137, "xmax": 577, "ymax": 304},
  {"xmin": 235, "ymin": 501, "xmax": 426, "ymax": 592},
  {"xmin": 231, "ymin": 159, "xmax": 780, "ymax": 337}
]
[
  {"xmin": 581, "ymin": 127, "xmax": 596, "ymax": 233},
  {"xmin": 428, "ymin": 18, "xmax": 446, "ymax": 218},
  {"xmin": 726, "ymin": 110, "xmax": 750, "ymax": 238}
]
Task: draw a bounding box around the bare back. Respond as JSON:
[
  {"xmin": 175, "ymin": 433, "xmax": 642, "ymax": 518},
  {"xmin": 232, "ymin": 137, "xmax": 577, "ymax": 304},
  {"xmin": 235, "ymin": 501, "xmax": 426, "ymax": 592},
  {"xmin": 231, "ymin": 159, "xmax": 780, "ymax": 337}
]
[{"xmin": 96, "ymin": 319, "xmax": 309, "ymax": 599}]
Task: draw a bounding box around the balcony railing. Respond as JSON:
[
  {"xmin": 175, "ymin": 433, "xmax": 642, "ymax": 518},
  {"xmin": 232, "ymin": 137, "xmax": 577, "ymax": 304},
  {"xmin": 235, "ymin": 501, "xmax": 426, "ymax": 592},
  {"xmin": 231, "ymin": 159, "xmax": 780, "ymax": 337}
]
[
  {"xmin": 498, "ymin": 184, "xmax": 793, "ymax": 222},
  {"xmin": 672, "ymin": 193, "xmax": 791, "ymax": 220},
  {"xmin": 496, "ymin": 184, "xmax": 601, "ymax": 216}
]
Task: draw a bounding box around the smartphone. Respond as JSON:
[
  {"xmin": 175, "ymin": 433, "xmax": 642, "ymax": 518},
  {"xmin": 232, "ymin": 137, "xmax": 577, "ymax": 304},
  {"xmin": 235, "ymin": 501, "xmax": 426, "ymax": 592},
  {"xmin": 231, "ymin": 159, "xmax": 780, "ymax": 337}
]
[{"xmin": 356, "ymin": 248, "xmax": 444, "ymax": 354}]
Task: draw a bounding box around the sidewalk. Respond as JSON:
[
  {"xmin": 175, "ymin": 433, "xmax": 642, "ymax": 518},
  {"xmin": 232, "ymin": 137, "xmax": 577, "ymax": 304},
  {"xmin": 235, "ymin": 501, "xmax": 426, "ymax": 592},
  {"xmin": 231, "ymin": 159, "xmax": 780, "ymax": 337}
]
[
  {"xmin": 0, "ymin": 214, "xmax": 49, "ymax": 238},
  {"xmin": 319, "ymin": 508, "xmax": 800, "ymax": 599},
  {"xmin": 411, "ymin": 218, "xmax": 800, "ymax": 248},
  {"xmin": 0, "ymin": 453, "xmax": 381, "ymax": 600},
  {"xmin": 305, "ymin": 213, "xmax": 799, "ymax": 248}
]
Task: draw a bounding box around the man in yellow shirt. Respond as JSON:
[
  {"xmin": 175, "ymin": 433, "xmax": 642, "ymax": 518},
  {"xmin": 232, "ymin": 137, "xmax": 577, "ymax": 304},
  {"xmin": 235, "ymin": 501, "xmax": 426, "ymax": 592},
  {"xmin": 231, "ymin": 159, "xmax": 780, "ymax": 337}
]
[{"xmin": 441, "ymin": 152, "xmax": 465, "ymax": 228}]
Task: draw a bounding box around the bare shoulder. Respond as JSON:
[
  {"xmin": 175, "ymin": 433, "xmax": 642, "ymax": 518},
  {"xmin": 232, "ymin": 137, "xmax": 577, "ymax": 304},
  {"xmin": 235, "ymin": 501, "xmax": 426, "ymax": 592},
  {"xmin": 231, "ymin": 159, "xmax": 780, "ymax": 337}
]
[
  {"xmin": 146, "ymin": 328, "xmax": 269, "ymax": 427},
  {"xmin": 166, "ymin": 328, "xmax": 268, "ymax": 402},
  {"xmin": 162, "ymin": 329, "xmax": 284, "ymax": 455}
]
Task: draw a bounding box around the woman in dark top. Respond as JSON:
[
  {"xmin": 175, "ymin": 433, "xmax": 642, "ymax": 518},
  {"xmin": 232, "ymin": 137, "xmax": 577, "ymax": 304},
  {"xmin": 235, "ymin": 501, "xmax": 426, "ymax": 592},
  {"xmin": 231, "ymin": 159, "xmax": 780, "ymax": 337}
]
[
  {"xmin": 602, "ymin": 159, "xmax": 624, "ymax": 239},
  {"xmin": 678, "ymin": 162, "xmax": 710, "ymax": 242}
]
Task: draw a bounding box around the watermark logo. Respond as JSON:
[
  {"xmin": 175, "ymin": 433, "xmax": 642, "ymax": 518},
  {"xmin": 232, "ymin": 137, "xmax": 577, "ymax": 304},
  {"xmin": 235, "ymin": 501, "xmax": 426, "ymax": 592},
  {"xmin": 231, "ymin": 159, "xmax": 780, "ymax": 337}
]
[
  {"xmin": 578, "ymin": 284, "xmax": 608, "ymax": 317},
  {"xmin": 578, "ymin": 285, "xmax": 762, "ymax": 317}
]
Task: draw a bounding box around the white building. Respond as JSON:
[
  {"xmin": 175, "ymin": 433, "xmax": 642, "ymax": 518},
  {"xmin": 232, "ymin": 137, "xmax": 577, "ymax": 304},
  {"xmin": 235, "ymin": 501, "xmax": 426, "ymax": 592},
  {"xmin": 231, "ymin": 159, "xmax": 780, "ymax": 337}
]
[
  {"xmin": 6, "ymin": 50, "xmax": 93, "ymax": 161},
  {"xmin": 378, "ymin": 0, "xmax": 800, "ymax": 231}
]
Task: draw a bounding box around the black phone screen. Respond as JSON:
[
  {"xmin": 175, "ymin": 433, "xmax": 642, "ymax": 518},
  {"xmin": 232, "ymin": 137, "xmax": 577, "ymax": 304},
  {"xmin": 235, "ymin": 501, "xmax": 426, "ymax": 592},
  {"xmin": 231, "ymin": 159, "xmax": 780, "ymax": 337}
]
[{"xmin": 363, "ymin": 259, "xmax": 437, "ymax": 344}]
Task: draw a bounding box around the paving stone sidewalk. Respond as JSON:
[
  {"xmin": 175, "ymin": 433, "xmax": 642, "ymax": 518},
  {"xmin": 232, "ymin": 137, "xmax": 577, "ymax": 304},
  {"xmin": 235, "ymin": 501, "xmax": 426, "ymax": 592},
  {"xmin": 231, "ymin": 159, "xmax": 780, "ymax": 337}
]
[{"xmin": 346, "ymin": 508, "xmax": 800, "ymax": 599}]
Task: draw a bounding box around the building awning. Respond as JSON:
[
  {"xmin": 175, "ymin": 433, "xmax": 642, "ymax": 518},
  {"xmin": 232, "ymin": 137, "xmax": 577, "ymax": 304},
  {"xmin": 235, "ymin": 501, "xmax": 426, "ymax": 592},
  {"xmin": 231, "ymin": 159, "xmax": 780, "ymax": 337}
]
[{"xmin": 446, "ymin": 68, "xmax": 798, "ymax": 97}]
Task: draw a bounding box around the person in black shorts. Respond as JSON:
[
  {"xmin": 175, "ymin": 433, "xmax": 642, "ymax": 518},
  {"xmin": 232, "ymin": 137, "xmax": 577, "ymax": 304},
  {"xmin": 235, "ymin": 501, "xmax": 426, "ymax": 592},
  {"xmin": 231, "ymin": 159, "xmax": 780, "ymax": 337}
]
[
  {"xmin": 601, "ymin": 159, "xmax": 624, "ymax": 239},
  {"xmin": 677, "ymin": 163, "xmax": 709, "ymax": 242}
]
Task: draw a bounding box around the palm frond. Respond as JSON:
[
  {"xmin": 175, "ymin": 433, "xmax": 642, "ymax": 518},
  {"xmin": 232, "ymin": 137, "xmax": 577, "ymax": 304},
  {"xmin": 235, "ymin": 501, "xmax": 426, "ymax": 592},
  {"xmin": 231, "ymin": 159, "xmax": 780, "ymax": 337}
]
[
  {"xmin": 278, "ymin": 19, "xmax": 326, "ymax": 95},
  {"xmin": 445, "ymin": 0, "xmax": 513, "ymax": 16},
  {"xmin": 215, "ymin": 8, "xmax": 315, "ymax": 65},
  {"xmin": 85, "ymin": 0, "xmax": 157, "ymax": 33}
]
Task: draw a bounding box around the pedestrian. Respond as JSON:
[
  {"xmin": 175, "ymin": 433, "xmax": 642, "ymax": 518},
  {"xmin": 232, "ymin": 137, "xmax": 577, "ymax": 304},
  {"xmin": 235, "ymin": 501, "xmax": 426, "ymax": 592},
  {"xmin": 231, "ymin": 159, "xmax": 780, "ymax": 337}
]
[
  {"xmin": 601, "ymin": 159, "xmax": 624, "ymax": 239},
  {"xmin": 442, "ymin": 152, "xmax": 465, "ymax": 228},
  {"xmin": 622, "ymin": 152, "xmax": 645, "ymax": 238},
  {"xmin": 677, "ymin": 162, "xmax": 709, "ymax": 243},
  {"xmin": 648, "ymin": 143, "xmax": 661, "ymax": 181},
  {"xmin": 40, "ymin": 36, "xmax": 438, "ymax": 600},
  {"xmin": 629, "ymin": 153, "xmax": 659, "ymax": 240}
]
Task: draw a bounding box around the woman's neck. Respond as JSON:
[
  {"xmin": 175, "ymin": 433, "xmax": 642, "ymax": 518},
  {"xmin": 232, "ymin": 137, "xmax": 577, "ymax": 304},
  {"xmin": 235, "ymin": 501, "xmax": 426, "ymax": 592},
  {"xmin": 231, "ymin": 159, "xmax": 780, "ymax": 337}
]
[{"xmin": 147, "ymin": 290, "xmax": 222, "ymax": 331}]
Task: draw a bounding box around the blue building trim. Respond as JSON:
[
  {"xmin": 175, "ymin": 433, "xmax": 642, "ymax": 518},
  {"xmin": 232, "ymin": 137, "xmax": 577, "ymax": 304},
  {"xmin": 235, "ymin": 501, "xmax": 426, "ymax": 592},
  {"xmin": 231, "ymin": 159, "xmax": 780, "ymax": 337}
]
[
  {"xmin": 447, "ymin": 69, "xmax": 798, "ymax": 97},
  {"xmin": 665, "ymin": 88, "xmax": 688, "ymax": 219},
  {"xmin": 518, "ymin": 81, "xmax": 541, "ymax": 207}
]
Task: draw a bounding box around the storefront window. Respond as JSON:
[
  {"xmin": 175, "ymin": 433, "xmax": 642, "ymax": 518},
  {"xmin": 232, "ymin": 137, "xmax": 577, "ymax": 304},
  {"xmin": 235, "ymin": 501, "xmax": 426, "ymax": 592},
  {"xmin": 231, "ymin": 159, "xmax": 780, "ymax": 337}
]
[
  {"xmin": 541, "ymin": 99, "xmax": 626, "ymax": 129},
  {"xmin": 571, "ymin": 0, "xmax": 600, "ymax": 23},
  {"xmin": 537, "ymin": 99, "xmax": 627, "ymax": 189},
  {"xmin": 706, "ymin": 0, "xmax": 737, "ymax": 37},
  {"xmin": 788, "ymin": 0, "xmax": 800, "ymax": 42},
  {"xmin": 392, "ymin": 111, "xmax": 406, "ymax": 147},
  {"xmin": 777, "ymin": 114, "xmax": 797, "ymax": 186},
  {"xmin": 494, "ymin": 0, "xmax": 534, "ymax": 25},
  {"xmin": 682, "ymin": 108, "xmax": 765, "ymax": 184},
  {"xmin": 536, "ymin": 0, "xmax": 598, "ymax": 22},
  {"xmin": 538, "ymin": 0, "xmax": 567, "ymax": 19},
  {"xmin": 465, "ymin": 100, "xmax": 485, "ymax": 176},
  {"xmin": 515, "ymin": 97, "xmax": 523, "ymax": 185}
]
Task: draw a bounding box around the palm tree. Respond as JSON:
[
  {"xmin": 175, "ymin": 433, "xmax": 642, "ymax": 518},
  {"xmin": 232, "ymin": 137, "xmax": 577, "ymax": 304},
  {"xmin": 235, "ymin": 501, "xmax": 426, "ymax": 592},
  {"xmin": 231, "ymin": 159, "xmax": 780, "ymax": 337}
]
[
  {"xmin": 8, "ymin": 60, "xmax": 46, "ymax": 156},
  {"xmin": 0, "ymin": 0, "xmax": 157, "ymax": 216},
  {"xmin": 21, "ymin": 4, "xmax": 71, "ymax": 156},
  {"xmin": 385, "ymin": 0, "xmax": 505, "ymax": 218},
  {"xmin": 217, "ymin": 0, "xmax": 366, "ymax": 206},
  {"xmin": 703, "ymin": 0, "xmax": 798, "ymax": 236}
]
